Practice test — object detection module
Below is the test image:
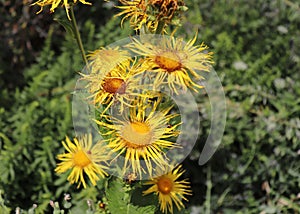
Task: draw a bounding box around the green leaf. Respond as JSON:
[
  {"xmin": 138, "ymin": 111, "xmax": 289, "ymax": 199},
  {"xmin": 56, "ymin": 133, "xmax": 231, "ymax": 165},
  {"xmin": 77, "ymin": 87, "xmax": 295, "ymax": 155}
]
[
  {"xmin": 106, "ymin": 179, "xmax": 128, "ymax": 214},
  {"xmin": 128, "ymin": 204, "xmax": 156, "ymax": 214},
  {"xmin": 106, "ymin": 179, "xmax": 155, "ymax": 214}
]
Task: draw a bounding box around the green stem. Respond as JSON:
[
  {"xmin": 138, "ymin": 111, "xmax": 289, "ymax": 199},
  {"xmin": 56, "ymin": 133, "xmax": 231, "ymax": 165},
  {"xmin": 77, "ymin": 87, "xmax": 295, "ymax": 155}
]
[
  {"xmin": 69, "ymin": 5, "xmax": 88, "ymax": 66},
  {"xmin": 205, "ymin": 164, "xmax": 212, "ymax": 214},
  {"xmin": 155, "ymin": 20, "xmax": 166, "ymax": 34}
]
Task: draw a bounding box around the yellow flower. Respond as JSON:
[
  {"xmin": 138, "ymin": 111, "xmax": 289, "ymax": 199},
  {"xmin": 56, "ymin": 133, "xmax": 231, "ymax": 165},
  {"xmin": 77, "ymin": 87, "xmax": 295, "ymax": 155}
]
[
  {"xmin": 143, "ymin": 164, "xmax": 192, "ymax": 214},
  {"xmin": 87, "ymin": 47, "xmax": 132, "ymax": 74},
  {"xmin": 95, "ymin": 97, "xmax": 181, "ymax": 177},
  {"xmin": 80, "ymin": 60, "xmax": 144, "ymax": 113},
  {"xmin": 32, "ymin": 0, "xmax": 91, "ymax": 20},
  {"xmin": 55, "ymin": 134, "xmax": 110, "ymax": 188},
  {"xmin": 116, "ymin": 0, "xmax": 185, "ymax": 33},
  {"xmin": 116, "ymin": 0, "xmax": 149, "ymax": 31},
  {"xmin": 127, "ymin": 34, "xmax": 214, "ymax": 94}
]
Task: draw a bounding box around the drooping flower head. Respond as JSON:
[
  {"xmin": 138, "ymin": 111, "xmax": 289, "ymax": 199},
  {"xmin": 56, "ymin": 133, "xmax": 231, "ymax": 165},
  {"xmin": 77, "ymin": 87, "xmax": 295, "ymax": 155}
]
[
  {"xmin": 143, "ymin": 164, "xmax": 192, "ymax": 214},
  {"xmin": 127, "ymin": 34, "xmax": 214, "ymax": 94},
  {"xmin": 116, "ymin": 0, "xmax": 186, "ymax": 33},
  {"xmin": 80, "ymin": 59, "xmax": 144, "ymax": 113},
  {"xmin": 95, "ymin": 96, "xmax": 181, "ymax": 178},
  {"xmin": 32, "ymin": 0, "xmax": 91, "ymax": 20},
  {"xmin": 55, "ymin": 134, "xmax": 110, "ymax": 188}
]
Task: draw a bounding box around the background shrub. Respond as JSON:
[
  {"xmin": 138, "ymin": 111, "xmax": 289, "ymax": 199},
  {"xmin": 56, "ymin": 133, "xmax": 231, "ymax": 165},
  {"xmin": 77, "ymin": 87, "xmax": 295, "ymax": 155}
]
[{"xmin": 0, "ymin": 0, "xmax": 299, "ymax": 213}]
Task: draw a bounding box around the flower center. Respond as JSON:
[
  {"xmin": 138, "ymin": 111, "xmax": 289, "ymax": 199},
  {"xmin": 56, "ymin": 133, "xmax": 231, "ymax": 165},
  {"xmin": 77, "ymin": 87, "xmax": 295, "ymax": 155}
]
[
  {"xmin": 102, "ymin": 78, "xmax": 126, "ymax": 94},
  {"xmin": 155, "ymin": 51, "xmax": 182, "ymax": 72},
  {"xmin": 73, "ymin": 150, "xmax": 92, "ymax": 168},
  {"xmin": 157, "ymin": 176, "xmax": 173, "ymax": 194},
  {"xmin": 121, "ymin": 121, "xmax": 153, "ymax": 147}
]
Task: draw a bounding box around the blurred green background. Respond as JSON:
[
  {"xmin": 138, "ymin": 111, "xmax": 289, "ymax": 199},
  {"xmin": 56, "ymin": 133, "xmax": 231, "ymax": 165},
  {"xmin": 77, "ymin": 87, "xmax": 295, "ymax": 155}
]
[{"xmin": 0, "ymin": 0, "xmax": 300, "ymax": 213}]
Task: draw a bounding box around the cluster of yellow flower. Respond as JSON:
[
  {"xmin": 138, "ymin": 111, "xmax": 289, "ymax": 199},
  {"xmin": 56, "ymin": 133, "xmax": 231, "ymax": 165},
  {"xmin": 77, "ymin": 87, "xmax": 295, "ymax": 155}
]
[
  {"xmin": 56, "ymin": 134, "xmax": 192, "ymax": 213},
  {"xmin": 116, "ymin": 0, "xmax": 187, "ymax": 33},
  {"xmin": 32, "ymin": 0, "xmax": 213, "ymax": 213}
]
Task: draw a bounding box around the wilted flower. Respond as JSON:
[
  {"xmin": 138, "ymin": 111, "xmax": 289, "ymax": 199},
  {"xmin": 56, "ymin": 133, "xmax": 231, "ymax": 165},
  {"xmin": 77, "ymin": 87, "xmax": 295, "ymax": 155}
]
[{"xmin": 116, "ymin": 0, "xmax": 186, "ymax": 33}]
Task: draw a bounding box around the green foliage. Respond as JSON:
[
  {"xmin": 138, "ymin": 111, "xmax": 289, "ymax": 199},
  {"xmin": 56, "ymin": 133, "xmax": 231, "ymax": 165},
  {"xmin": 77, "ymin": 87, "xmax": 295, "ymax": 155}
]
[
  {"xmin": 0, "ymin": 7, "xmax": 141, "ymax": 212},
  {"xmin": 0, "ymin": 190, "xmax": 12, "ymax": 213},
  {"xmin": 1, "ymin": 0, "xmax": 300, "ymax": 213},
  {"xmin": 0, "ymin": 21, "xmax": 86, "ymax": 212},
  {"xmin": 0, "ymin": 32, "xmax": 74, "ymax": 212},
  {"xmin": 106, "ymin": 179, "xmax": 156, "ymax": 214},
  {"xmin": 180, "ymin": 0, "xmax": 300, "ymax": 213}
]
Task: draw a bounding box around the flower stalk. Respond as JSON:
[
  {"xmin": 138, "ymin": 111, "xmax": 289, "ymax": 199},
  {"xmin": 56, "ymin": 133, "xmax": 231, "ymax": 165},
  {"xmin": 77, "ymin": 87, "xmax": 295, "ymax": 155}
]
[
  {"xmin": 69, "ymin": 5, "xmax": 88, "ymax": 66},
  {"xmin": 155, "ymin": 20, "xmax": 166, "ymax": 34}
]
